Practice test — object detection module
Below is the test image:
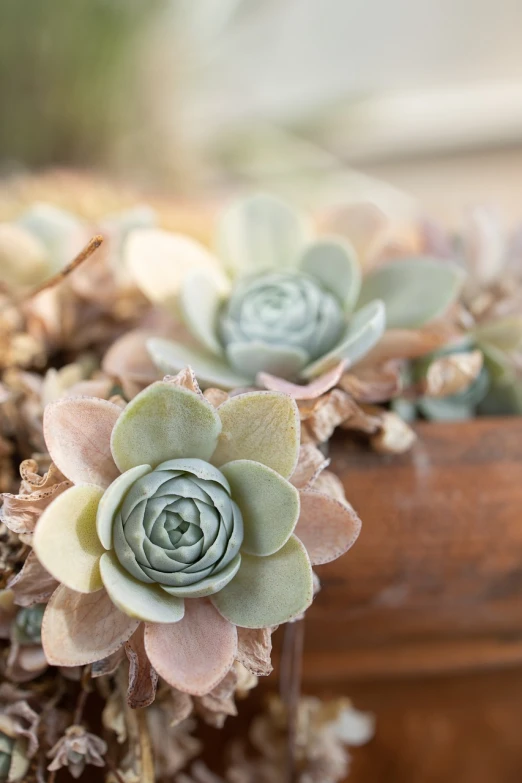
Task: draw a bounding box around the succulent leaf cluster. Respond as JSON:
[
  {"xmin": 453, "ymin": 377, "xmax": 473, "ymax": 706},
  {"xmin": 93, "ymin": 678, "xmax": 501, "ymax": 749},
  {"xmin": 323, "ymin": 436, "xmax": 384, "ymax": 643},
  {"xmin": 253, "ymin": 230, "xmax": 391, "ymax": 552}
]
[{"xmin": 126, "ymin": 194, "xmax": 464, "ymax": 390}]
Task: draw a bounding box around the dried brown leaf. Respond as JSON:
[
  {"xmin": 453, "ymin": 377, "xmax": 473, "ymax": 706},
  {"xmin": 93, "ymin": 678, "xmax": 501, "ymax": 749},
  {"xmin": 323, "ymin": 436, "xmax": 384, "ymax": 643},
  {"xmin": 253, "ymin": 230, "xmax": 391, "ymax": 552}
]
[
  {"xmin": 236, "ymin": 627, "xmax": 273, "ymax": 677},
  {"xmin": 7, "ymin": 551, "xmax": 58, "ymax": 607},
  {"xmin": 370, "ymin": 411, "xmax": 417, "ymax": 454},
  {"xmin": 423, "ymin": 350, "xmax": 483, "ymax": 398},
  {"xmin": 125, "ymin": 626, "xmax": 158, "ymax": 709},
  {"xmin": 290, "ymin": 444, "xmax": 329, "ymax": 489}
]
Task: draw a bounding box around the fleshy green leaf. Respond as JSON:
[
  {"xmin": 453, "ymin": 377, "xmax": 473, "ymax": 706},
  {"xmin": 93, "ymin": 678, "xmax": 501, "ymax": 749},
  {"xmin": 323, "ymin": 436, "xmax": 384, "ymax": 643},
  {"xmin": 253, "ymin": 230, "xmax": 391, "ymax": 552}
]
[
  {"xmin": 212, "ymin": 391, "xmax": 300, "ymax": 479},
  {"xmin": 357, "ymin": 257, "xmax": 465, "ymax": 329},
  {"xmin": 301, "ymin": 300, "xmax": 386, "ymax": 379},
  {"xmin": 221, "ymin": 460, "xmax": 299, "ymax": 556},
  {"xmin": 111, "ymin": 381, "xmax": 222, "ymax": 472},
  {"xmin": 96, "ymin": 465, "xmax": 152, "ymax": 549},
  {"xmin": 125, "ymin": 229, "xmax": 224, "ymax": 316},
  {"xmin": 100, "ymin": 552, "xmax": 185, "ymax": 623},
  {"xmin": 34, "ymin": 485, "xmax": 104, "ymax": 593},
  {"xmin": 179, "ymin": 268, "xmax": 229, "ymax": 356},
  {"xmin": 212, "ymin": 535, "xmax": 313, "ymax": 628},
  {"xmin": 216, "ymin": 194, "xmax": 311, "ymax": 277},
  {"xmin": 473, "ymin": 316, "xmax": 522, "ymax": 352},
  {"xmin": 160, "ymin": 554, "xmax": 242, "ymax": 598},
  {"xmin": 226, "ymin": 341, "xmax": 308, "ymax": 380},
  {"xmin": 147, "ymin": 337, "xmax": 252, "ymax": 390},
  {"xmin": 300, "ymin": 237, "xmax": 361, "ymax": 312}
]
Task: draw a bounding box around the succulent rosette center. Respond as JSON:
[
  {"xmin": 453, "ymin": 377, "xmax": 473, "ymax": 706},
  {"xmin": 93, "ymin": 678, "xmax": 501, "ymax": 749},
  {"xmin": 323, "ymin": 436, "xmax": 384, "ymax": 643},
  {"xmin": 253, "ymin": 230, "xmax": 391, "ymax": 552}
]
[
  {"xmin": 110, "ymin": 459, "xmax": 243, "ymax": 596},
  {"xmin": 220, "ymin": 271, "xmax": 344, "ymax": 374}
]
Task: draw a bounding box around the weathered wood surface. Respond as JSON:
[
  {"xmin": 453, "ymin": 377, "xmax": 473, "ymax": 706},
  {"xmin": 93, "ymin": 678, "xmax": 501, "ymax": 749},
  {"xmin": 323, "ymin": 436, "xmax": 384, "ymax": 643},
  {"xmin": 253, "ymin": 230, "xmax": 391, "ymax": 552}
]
[{"xmin": 301, "ymin": 417, "xmax": 522, "ymax": 680}]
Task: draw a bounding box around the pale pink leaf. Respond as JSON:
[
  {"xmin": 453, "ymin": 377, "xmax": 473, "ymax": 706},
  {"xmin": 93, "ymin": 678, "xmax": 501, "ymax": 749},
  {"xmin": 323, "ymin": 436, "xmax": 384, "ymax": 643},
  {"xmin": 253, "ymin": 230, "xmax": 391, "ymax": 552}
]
[
  {"xmin": 257, "ymin": 360, "xmax": 346, "ymax": 400},
  {"xmin": 42, "ymin": 586, "xmax": 139, "ymax": 667},
  {"xmin": 102, "ymin": 328, "xmax": 160, "ymax": 399},
  {"xmin": 43, "ymin": 397, "xmax": 122, "ymax": 487},
  {"xmin": 295, "ymin": 490, "xmax": 362, "ymax": 565},
  {"xmin": 144, "ymin": 599, "xmax": 237, "ymax": 696}
]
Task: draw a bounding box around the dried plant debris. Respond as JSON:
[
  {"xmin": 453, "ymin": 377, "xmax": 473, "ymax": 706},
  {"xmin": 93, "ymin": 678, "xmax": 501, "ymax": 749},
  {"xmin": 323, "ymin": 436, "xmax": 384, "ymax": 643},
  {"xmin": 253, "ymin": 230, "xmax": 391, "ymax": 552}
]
[{"xmin": 176, "ymin": 695, "xmax": 374, "ymax": 783}]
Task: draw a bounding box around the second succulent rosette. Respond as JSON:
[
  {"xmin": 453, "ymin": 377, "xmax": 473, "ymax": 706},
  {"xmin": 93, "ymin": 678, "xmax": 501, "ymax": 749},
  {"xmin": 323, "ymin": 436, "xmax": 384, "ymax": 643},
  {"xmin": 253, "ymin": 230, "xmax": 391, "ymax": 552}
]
[
  {"xmin": 125, "ymin": 194, "xmax": 464, "ymax": 391},
  {"xmin": 30, "ymin": 372, "xmax": 360, "ymax": 696}
]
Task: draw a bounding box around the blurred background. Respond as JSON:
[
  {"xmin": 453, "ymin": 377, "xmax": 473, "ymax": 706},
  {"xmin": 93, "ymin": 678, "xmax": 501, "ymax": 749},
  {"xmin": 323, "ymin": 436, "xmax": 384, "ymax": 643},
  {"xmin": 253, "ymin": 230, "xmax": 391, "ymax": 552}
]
[{"xmin": 2, "ymin": 0, "xmax": 522, "ymax": 224}]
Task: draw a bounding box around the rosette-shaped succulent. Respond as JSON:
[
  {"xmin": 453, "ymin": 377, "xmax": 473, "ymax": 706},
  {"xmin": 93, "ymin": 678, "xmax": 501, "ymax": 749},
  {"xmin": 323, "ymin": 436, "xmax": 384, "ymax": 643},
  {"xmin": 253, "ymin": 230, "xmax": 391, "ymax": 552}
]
[
  {"xmin": 30, "ymin": 371, "xmax": 360, "ymax": 696},
  {"xmin": 125, "ymin": 194, "xmax": 464, "ymax": 390},
  {"xmin": 107, "ymin": 459, "xmax": 244, "ymax": 596}
]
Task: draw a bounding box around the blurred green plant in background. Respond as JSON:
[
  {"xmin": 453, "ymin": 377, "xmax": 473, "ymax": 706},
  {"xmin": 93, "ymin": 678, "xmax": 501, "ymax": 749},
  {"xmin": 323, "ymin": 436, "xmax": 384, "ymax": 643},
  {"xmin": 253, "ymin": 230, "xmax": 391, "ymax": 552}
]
[{"xmin": 0, "ymin": 0, "xmax": 162, "ymax": 172}]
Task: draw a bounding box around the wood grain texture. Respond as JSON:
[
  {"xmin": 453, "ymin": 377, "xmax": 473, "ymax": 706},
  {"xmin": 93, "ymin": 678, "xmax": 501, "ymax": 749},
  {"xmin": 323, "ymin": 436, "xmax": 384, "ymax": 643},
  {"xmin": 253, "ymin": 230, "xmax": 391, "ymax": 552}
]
[{"xmin": 301, "ymin": 417, "xmax": 522, "ymax": 680}]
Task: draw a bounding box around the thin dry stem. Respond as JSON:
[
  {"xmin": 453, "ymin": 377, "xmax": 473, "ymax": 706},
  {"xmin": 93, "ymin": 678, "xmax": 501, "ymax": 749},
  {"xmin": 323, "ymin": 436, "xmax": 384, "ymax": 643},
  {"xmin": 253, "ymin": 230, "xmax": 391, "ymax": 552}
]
[
  {"xmin": 25, "ymin": 235, "xmax": 104, "ymax": 301},
  {"xmin": 280, "ymin": 619, "xmax": 305, "ymax": 783}
]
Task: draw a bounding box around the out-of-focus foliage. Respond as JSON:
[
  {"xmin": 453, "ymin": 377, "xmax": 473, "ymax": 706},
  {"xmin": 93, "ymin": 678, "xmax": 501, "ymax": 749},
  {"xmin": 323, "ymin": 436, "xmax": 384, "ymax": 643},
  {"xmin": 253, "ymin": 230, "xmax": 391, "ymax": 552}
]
[{"xmin": 0, "ymin": 0, "xmax": 162, "ymax": 170}]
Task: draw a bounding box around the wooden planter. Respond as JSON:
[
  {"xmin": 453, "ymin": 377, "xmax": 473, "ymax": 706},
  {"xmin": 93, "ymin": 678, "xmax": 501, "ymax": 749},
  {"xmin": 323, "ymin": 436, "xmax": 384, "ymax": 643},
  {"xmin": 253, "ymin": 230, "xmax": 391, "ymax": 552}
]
[{"xmin": 302, "ymin": 417, "xmax": 522, "ymax": 683}]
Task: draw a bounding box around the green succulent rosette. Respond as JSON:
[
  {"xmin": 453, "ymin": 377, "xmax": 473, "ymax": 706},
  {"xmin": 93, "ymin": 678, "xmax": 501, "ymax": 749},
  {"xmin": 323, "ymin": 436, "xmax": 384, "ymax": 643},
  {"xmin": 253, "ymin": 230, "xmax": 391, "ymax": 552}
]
[
  {"xmin": 125, "ymin": 194, "xmax": 465, "ymax": 390},
  {"xmin": 28, "ymin": 374, "xmax": 363, "ymax": 696}
]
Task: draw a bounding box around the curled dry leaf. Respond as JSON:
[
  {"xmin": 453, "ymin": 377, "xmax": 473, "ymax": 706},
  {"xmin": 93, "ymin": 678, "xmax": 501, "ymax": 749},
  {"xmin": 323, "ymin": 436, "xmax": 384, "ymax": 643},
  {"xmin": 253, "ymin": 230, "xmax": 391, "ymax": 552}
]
[
  {"xmin": 300, "ymin": 389, "xmax": 380, "ymax": 445},
  {"xmin": 18, "ymin": 459, "xmax": 67, "ymax": 493},
  {"xmin": 369, "ymin": 410, "xmax": 417, "ymax": 454},
  {"xmin": 299, "ymin": 390, "xmax": 356, "ymax": 444},
  {"xmin": 290, "ymin": 444, "xmax": 329, "ymax": 489},
  {"xmin": 125, "ymin": 626, "xmax": 159, "ymax": 709},
  {"xmin": 423, "ymin": 350, "xmax": 483, "ymax": 399},
  {"xmin": 339, "ymin": 363, "xmax": 402, "ymax": 403},
  {"xmin": 203, "ymin": 388, "xmax": 230, "ymax": 408},
  {"xmin": 195, "ymin": 668, "xmax": 238, "ymax": 728},
  {"xmin": 164, "ymin": 367, "xmax": 205, "ymax": 398},
  {"xmin": 4, "ymin": 698, "xmax": 40, "ymax": 758},
  {"xmin": 236, "ymin": 627, "xmax": 273, "ymax": 677},
  {"xmin": 7, "ymin": 551, "xmax": 59, "ymax": 607},
  {"xmin": 1, "ymin": 464, "xmax": 71, "ymax": 536},
  {"xmin": 311, "ymin": 470, "xmax": 347, "ymax": 504},
  {"xmin": 167, "ymin": 690, "xmax": 194, "ymax": 727},
  {"xmin": 91, "ymin": 648, "xmax": 126, "ymax": 678}
]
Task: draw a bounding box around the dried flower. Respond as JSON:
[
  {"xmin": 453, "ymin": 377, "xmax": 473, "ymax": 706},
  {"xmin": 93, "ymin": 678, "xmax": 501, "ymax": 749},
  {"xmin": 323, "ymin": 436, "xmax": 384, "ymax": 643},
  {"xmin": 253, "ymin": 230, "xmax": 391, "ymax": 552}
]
[
  {"xmin": 28, "ymin": 370, "xmax": 360, "ymax": 699},
  {"xmin": 126, "ymin": 194, "xmax": 464, "ymax": 390},
  {"xmin": 0, "ymin": 687, "xmax": 40, "ymax": 783},
  {"xmin": 47, "ymin": 725, "xmax": 107, "ymax": 779}
]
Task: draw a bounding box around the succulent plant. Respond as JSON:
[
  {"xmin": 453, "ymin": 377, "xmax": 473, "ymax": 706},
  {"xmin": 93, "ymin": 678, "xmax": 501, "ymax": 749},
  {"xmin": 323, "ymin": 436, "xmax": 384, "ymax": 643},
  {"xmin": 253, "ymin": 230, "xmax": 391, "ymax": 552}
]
[
  {"xmin": 31, "ymin": 372, "xmax": 359, "ymax": 696},
  {"xmin": 126, "ymin": 194, "xmax": 465, "ymax": 390},
  {"xmin": 416, "ymin": 207, "xmax": 522, "ymax": 419},
  {"xmin": 12, "ymin": 605, "xmax": 45, "ymax": 646},
  {"xmin": 0, "ymin": 722, "xmax": 29, "ymax": 783}
]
